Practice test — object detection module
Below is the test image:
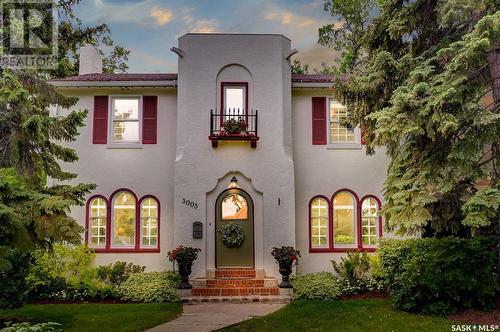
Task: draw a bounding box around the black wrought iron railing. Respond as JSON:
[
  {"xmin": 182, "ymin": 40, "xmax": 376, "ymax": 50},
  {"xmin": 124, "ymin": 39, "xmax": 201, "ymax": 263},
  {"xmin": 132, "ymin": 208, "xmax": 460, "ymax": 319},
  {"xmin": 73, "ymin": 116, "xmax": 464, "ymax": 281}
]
[{"xmin": 210, "ymin": 108, "xmax": 258, "ymax": 138}]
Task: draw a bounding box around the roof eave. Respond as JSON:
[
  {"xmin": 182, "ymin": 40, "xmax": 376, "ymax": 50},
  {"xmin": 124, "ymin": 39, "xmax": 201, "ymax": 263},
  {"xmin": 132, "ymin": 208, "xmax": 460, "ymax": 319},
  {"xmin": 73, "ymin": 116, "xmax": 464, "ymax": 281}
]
[{"xmin": 49, "ymin": 80, "xmax": 178, "ymax": 88}]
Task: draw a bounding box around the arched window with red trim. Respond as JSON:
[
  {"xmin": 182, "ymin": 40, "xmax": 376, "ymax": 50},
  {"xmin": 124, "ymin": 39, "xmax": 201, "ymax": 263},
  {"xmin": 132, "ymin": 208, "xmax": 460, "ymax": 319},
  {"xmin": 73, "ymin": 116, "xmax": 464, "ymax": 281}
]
[
  {"xmin": 88, "ymin": 196, "xmax": 107, "ymax": 248},
  {"xmin": 361, "ymin": 196, "xmax": 381, "ymax": 246},
  {"xmin": 140, "ymin": 197, "xmax": 159, "ymax": 248},
  {"xmin": 310, "ymin": 197, "xmax": 329, "ymax": 248},
  {"xmin": 111, "ymin": 190, "xmax": 137, "ymax": 248},
  {"xmin": 332, "ymin": 191, "xmax": 357, "ymax": 247}
]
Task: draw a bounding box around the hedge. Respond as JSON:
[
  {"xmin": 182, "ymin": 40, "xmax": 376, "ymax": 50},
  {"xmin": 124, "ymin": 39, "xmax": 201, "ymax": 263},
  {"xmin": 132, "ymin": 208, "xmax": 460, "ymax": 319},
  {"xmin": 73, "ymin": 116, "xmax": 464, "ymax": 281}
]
[{"xmin": 378, "ymin": 237, "xmax": 497, "ymax": 316}]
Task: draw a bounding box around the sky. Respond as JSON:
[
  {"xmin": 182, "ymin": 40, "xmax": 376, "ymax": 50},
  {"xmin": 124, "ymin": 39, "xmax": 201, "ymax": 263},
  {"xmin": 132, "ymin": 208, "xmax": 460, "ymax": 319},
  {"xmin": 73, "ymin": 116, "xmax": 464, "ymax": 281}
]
[{"xmin": 73, "ymin": 0, "xmax": 339, "ymax": 73}]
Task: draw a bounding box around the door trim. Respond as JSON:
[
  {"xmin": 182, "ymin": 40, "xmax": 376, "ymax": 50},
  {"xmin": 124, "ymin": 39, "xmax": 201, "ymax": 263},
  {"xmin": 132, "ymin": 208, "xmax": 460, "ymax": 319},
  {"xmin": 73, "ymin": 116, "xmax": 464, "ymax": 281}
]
[{"xmin": 215, "ymin": 188, "xmax": 255, "ymax": 268}]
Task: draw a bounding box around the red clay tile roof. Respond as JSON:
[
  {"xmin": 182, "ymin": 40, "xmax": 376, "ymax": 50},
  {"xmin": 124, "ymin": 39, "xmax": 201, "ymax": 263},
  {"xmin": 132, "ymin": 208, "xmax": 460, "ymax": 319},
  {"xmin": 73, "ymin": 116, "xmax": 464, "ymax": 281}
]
[
  {"xmin": 57, "ymin": 73, "xmax": 178, "ymax": 81},
  {"xmin": 291, "ymin": 74, "xmax": 335, "ymax": 83},
  {"xmin": 54, "ymin": 73, "xmax": 334, "ymax": 83}
]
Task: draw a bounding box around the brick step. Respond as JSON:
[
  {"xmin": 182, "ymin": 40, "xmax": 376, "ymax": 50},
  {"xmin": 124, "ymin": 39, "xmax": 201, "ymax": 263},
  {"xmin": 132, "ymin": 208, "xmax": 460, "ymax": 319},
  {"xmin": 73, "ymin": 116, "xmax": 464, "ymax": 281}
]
[
  {"xmin": 192, "ymin": 287, "xmax": 280, "ymax": 296},
  {"xmin": 206, "ymin": 279, "xmax": 265, "ymax": 288},
  {"xmin": 215, "ymin": 268, "xmax": 256, "ymax": 278},
  {"xmin": 182, "ymin": 295, "xmax": 291, "ymax": 304}
]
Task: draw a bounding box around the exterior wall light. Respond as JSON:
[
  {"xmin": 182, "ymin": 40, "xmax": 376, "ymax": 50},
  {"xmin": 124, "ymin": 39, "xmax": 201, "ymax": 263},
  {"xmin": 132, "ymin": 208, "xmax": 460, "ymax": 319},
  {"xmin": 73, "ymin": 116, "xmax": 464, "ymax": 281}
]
[{"xmin": 229, "ymin": 176, "xmax": 239, "ymax": 189}]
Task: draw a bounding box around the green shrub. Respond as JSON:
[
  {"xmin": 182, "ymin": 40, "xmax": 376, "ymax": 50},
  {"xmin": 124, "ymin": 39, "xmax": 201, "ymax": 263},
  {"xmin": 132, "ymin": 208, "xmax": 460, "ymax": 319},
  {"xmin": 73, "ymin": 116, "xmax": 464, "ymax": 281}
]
[
  {"xmin": 334, "ymin": 235, "xmax": 354, "ymax": 244},
  {"xmin": 291, "ymin": 272, "xmax": 342, "ymax": 300},
  {"xmin": 27, "ymin": 244, "xmax": 97, "ymax": 288},
  {"xmin": 0, "ymin": 322, "xmax": 61, "ymax": 332},
  {"xmin": 379, "ymin": 237, "xmax": 497, "ymax": 316},
  {"xmin": 118, "ymin": 272, "xmax": 180, "ymax": 303},
  {"xmin": 332, "ymin": 252, "xmax": 384, "ymax": 296},
  {"xmin": 0, "ymin": 249, "xmax": 30, "ymax": 309},
  {"xmin": 97, "ymin": 261, "xmax": 145, "ymax": 286}
]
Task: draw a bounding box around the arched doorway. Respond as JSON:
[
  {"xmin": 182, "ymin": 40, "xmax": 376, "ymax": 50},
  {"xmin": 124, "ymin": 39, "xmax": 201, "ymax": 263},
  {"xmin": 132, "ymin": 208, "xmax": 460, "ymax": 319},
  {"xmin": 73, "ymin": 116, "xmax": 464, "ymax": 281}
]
[{"xmin": 215, "ymin": 189, "xmax": 254, "ymax": 267}]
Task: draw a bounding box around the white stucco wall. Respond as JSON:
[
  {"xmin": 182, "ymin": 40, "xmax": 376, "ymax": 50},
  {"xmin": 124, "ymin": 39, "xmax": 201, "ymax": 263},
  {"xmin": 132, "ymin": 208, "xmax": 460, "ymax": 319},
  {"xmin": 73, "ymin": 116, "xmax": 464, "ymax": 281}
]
[
  {"xmin": 174, "ymin": 34, "xmax": 295, "ymax": 278},
  {"xmin": 292, "ymin": 89, "xmax": 390, "ymax": 273},
  {"xmin": 58, "ymin": 87, "xmax": 177, "ymax": 271}
]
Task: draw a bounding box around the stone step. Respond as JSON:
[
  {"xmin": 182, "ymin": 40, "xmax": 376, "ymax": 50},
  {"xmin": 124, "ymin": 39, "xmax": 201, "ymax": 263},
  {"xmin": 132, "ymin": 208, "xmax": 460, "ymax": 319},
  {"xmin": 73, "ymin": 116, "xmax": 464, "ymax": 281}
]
[
  {"xmin": 215, "ymin": 268, "xmax": 256, "ymax": 278},
  {"xmin": 192, "ymin": 287, "xmax": 280, "ymax": 296},
  {"xmin": 182, "ymin": 295, "xmax": 291, "ymax": 304},
  {"xmin": 206, "ymin": 278, "xmax": 265, "ymax": 288}
]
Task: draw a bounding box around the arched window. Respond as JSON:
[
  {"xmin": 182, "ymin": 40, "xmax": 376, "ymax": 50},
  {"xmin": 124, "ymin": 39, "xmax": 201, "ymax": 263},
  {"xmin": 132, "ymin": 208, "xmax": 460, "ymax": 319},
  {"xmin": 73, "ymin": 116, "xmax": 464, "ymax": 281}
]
[
  {"xmin": 141, "ymin": 197, "xmax": 159, "ymax": 247},
  {"xmin": 361, "ymin": 197, "xmax": 379, "ymax": 246},
  {"xmin": 333, "ymin": 191, "xmax": 356, "ymax": 246},
  {"xmin": 310, "ymin": 197, "xmax": 329, "ymax": 248},
  {"xmin": 112, "ymin": 191, "xmax": 136, "ymax": 247},
  {"xmin": 89, "ymin": 197, "xmax": 107, "ymax": 247}
]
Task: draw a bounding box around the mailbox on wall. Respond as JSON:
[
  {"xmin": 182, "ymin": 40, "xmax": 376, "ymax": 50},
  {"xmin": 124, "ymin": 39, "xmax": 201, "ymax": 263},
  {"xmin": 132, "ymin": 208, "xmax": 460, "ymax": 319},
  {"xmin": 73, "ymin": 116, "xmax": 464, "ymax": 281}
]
[{"xmin": 193, "ymin": 221, "xmax": 203, "ymax": 239}]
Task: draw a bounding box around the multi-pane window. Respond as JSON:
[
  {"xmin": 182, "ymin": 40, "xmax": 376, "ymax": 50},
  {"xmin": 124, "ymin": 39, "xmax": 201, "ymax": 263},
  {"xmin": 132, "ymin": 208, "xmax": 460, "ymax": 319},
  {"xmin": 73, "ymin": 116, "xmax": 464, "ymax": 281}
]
[
  {"xmin": 333, "ymin": 191, "xmax": 356, "ymax": 245},
  {"xmin": 361, "ymin": 198, "xmax": 378, "ymax": 245},
  {"xmin": 329, "ymin": 99, "xmax": 355, "ymax": 143},
  {"xmin": 112, "ymin": 191, "xmax": 136, "ymax": 247},
  {"xmin": 141, "ymin": 198, "xmax": 158, "ymax": 247},
  {"xmin": 112, "ymin": 97, "xmax": 140, "ymax": 143},
  {"xmin": 89, "ymin": 197, "xmax": 107, "ymax": 247},
  {"xmin": 311, "ymin": 198, "xmax": 328, "ymax": 247}
]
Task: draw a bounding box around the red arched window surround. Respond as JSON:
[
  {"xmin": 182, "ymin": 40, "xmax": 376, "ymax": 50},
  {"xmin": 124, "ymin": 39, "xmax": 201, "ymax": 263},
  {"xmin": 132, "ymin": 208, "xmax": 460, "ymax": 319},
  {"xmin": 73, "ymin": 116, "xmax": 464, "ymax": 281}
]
[
  {"xmin": 309, "ymin": 189, "xmax": 382, "ymax": 253},
  {"xmin": 138, "ymin": 195, "xmax": 161, "ymax": 251},
  {"xmin": 360, "ymin": 194, "xmax": 383, "ymax": 239},
  {"xmin": 85, "ymin": 189, "xmax": 161, "ymax": 253},
  {"xmin": 85, "ymin": 194, "xmax": 108, "ymax": 249},
  {"xmin": 308, "ymin": 195, "xmax": 332, "ymax": 252}
]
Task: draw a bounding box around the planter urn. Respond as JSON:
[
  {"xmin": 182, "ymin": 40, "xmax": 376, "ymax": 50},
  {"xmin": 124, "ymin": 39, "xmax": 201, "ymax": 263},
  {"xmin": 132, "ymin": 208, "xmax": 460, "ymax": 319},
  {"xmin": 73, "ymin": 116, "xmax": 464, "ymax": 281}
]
[
  {"xmin": 278, "ymin": 260, "xmax": 293, "ymax": 288},
  {"xmin": 177, "ymin": 260, "xmax": 194, "ymax": 289}
]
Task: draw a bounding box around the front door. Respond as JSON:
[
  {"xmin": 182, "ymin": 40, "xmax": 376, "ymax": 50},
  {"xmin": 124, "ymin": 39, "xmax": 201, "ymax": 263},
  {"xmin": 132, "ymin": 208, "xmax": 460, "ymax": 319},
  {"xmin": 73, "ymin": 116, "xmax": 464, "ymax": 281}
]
[{"xmin": 216, "ymin": 189, "xmax": 254, "ymax": 267}]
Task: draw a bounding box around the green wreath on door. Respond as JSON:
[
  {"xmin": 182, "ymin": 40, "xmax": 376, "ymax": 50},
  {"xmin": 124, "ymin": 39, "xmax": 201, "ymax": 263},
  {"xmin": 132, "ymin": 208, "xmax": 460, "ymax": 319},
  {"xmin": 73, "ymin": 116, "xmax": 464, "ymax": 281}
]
[{"xmin": 218, "ymin": 223, "xmax": 245, "ymax": 248}]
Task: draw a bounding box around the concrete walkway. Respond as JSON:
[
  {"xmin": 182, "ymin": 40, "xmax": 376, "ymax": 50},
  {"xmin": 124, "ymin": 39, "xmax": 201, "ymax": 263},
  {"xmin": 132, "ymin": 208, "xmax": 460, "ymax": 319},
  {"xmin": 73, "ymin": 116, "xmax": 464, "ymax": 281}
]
[{"xmin": 147, "ymin": 303, "xmax": 286, "ymax": 332}]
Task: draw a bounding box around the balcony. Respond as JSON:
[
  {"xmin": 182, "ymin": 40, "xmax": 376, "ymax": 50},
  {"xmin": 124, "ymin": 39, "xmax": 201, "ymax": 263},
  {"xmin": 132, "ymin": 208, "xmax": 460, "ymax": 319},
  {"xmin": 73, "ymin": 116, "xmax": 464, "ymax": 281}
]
[{"xmin": 209, "ymin": 109, "xmax": 259, "ymax": 148}]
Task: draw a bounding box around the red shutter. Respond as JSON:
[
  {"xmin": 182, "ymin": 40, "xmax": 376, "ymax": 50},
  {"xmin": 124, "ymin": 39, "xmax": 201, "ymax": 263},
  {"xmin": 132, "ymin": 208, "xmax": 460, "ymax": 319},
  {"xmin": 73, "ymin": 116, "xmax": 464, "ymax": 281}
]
[
  {"xmin": 312, "ymin": 97, "xmax": 327, "ymax": 145},
  {"xmin": 92, "ymin": 96, "xmax": 108, "ymax": 144},
  {"xmin": 361, "ymin": 129, "xmax": 366, "ymax": 145},
  {"xmin": 142, "ymin": 96, "xmax": 158, "ymax": 144}
]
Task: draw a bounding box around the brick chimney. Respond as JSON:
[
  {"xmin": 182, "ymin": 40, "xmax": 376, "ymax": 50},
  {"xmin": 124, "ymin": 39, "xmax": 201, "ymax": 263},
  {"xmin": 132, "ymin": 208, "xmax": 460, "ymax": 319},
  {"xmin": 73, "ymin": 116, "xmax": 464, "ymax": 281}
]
[{"xmin": 79, "ymin": 44, "xmax": 102, "ymax": 75}]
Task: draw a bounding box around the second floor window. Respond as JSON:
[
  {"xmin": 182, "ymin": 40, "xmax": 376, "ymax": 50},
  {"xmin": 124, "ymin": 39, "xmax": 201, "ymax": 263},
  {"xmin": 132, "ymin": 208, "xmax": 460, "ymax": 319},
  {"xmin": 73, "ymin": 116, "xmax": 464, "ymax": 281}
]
[
  {"xmin": 329, "ymin": 99, "xmax": 355, "ymax": 143},
  {"xmin": 112, "ymin": 97, "xmax": 140, "ymax": 143}
]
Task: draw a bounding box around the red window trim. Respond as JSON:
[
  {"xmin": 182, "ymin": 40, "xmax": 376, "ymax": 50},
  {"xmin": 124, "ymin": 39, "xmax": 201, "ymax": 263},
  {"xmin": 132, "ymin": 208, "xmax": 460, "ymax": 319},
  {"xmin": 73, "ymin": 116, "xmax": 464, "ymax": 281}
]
[
  {"xmin": 220, "ymin": 82, "xmax": 249, "ymax": 127},
  {"xmin": 85, "ymin": 189, "xmax": 161, "ymax": 253},
  {"xmin": 308, "ymin": 189, "xmax": 383, "ymax": 253}
]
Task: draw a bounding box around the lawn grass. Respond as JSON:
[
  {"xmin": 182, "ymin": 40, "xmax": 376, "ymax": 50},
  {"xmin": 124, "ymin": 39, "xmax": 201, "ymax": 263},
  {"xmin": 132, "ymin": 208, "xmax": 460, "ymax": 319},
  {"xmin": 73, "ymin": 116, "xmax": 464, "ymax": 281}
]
[
  {"xmin": 219, "ymin": 298, "xmax": 456, "ymax": 332},
  {"xmin": 0, "ymin": 303, "xmax": 182, "ymax": 332}
]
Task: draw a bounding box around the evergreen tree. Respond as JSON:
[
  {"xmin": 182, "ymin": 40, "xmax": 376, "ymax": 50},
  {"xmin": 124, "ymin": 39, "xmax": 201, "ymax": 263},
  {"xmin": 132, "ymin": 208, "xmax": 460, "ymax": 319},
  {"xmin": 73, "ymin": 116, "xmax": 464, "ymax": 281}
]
[{"xmin": 330, "ymin": 0, "xmax": 500, "ymax": 238}]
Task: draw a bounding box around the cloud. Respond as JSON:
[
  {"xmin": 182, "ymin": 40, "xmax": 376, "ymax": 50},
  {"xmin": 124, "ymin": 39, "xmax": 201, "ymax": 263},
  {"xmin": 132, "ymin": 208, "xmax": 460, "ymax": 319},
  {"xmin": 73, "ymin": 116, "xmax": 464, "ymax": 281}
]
[
  {"xmin": 265, "ymin": 10, "xmax": 316, "ymax": 28},
  {"xmin": 150, "ymin": 7, "xmax": 173, "ymax": 26},
  {"xmin": 179, "ymin": 8, "xmax": 218, "ymax": 34},
  {"xmin": 295, "ymin": 44, "xmax": 338, "ymax": 69}
]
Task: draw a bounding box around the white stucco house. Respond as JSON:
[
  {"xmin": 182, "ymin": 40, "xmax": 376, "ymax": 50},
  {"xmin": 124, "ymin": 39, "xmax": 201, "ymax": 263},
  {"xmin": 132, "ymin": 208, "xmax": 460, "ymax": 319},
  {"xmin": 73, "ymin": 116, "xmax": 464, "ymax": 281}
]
[{"xmin": 50, "ymin": 33, "xmax": 389, "ymax": 297}]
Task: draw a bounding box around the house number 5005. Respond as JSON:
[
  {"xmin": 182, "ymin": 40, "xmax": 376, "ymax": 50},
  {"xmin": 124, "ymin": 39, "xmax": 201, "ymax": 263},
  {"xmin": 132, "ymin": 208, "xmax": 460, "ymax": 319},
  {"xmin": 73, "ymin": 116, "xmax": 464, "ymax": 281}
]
[{"xmin": 181, "ymin": 198, "xmax": 198, "ymax": 209}]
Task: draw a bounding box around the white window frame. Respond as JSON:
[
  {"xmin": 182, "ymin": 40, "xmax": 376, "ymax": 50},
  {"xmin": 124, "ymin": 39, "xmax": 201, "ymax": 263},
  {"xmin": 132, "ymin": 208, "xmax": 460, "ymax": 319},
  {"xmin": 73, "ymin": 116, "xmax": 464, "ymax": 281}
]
[
  {"xmin": 88, "ymin": 197, "xmax": 107, "ymax": 248},
  {"xmin": 111, "ymin": 191, "xmax": 136, "ymax": 249},
  {"xmin": 140, "ymin": 198, "xmax": 159, "ymax": 248},
  {"xmin": 332, "ymin": 191, "xmax": 358, "ymax": 248},
  {"xmin": 311, "ymin": 197, "xmax": 329, "ymax": 248},
  {"xmin": 361, "ymin": 198, "xmax": 379, "ymax": 247},
  {"xmin": 327, "ymin": 98, "xmax": 361, "ymax": 149},
  {"xmin": 108, "ymin": 96, "xmax": 142, "ymax": 148}
]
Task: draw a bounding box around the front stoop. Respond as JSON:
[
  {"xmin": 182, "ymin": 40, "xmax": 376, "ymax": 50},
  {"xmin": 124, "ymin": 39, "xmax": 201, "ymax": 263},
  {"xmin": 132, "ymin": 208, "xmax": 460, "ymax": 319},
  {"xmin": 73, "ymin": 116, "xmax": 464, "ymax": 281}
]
[{"xmin": 181, "ymin": 268, "xmax": 292, "ymax": 304}]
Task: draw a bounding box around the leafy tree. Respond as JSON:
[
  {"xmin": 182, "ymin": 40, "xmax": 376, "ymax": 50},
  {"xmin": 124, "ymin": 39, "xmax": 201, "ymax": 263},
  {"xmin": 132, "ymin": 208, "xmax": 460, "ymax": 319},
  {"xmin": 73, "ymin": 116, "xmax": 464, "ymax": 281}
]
[
  {"xmin": 291, "ymin": 59, "xmax": 310, "ymax": 74},
  {"xmin": 318, "ymin": 0, "xmax": 378, "ymax": 73},
  {"xmin": 331, "ymin": 0, "xmax": 500, "ymax": 240},
  {"xmin": 0, "ymin": 0, "xmax": 129, "ymax": 78},
  {"xmin": 0, "ymin": 69, "xmax": 94, "ymax": 307}
]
